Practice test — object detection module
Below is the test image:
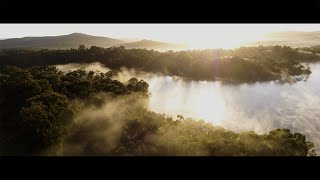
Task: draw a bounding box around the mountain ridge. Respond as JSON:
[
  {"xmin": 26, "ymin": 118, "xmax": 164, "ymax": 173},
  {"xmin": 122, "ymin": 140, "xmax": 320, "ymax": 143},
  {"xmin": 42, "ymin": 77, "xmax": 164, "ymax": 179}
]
[{"xmin": 0, "ymin": 33, "xmax": 184, "ymax": 50}]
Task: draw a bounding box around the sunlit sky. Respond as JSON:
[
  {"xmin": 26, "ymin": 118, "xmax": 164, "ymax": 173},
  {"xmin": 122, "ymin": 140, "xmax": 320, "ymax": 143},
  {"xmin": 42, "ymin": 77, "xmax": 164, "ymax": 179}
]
[{"xmin": 1, "ymin": 24, "xmax": 320, "ymax": 49}]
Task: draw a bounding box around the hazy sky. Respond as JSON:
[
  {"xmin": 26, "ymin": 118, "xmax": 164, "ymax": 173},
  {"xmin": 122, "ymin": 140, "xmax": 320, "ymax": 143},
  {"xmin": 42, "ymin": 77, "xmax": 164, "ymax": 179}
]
[{"xmin": 1, "ymin": 24, "xmax": 320, "ymax": 48}]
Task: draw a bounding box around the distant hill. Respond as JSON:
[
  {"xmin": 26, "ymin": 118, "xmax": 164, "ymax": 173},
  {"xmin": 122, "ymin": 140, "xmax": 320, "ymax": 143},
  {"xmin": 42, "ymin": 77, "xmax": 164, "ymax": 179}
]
[
  {"xmin": 119, "ymin": 38, "xmax": 141, "ymax": 43},
  {"xmin": 0, "ymin": 33, "xmax": 185, "ymax": 51},
  {"xmin": 263, "ymin": 31, "xmax": 320, "ymax": 39},
  {"xmin": 0, "ymin": 33, "xmax": 124, "ymax": 50},
  {"xmin": 121, "ymin": 39, "xmax": 185, "ymax": 50},
  {"xmin": 3, "ymin": 31, "xmax": 318, "ymax": 50},
  {"xmin": 245, "ymin": 31, "xmax": 320, "ymax": 48}
]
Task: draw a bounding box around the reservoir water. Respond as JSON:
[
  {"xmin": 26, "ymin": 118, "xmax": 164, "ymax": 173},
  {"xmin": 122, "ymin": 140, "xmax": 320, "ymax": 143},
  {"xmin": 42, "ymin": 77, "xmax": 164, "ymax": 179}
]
[
  {"xmin": 56, "ymin": 62, "xmax": 320, "ymax": 153},
  {"xmin": 145, "ymin": 63, "xmax": 320, "ymax": 153}
]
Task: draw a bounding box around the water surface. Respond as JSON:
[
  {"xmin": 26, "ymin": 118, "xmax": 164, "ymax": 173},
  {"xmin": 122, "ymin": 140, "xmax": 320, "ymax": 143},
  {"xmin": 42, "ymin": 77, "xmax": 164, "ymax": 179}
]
[
  {"xmin": 56, "ymin": 62, "xmax": 320, "ymax": 153},
  {"xmin": 146, "ymin": 63, "xmax": 320, "ymax": 153}
]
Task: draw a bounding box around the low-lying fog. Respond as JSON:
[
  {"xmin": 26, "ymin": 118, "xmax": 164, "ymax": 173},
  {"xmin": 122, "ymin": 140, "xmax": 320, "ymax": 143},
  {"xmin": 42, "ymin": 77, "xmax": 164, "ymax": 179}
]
[{"xmin": 55, "ymin": 62, "xmax": 320, "ymax": 153}]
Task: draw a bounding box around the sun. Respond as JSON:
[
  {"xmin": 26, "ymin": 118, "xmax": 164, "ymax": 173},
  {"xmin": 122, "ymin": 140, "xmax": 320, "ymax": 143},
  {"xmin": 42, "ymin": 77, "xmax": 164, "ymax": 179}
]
[{"xmin": 185, "ymin": 29, "xmax": 266, "ymax": 49}]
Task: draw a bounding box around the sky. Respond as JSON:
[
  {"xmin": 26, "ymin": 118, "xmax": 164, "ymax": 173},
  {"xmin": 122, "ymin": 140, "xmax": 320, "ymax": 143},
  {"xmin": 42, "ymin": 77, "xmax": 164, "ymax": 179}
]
[{"xmin": 1, "ymin": 24, "xmax": 320, "ymax": 49}]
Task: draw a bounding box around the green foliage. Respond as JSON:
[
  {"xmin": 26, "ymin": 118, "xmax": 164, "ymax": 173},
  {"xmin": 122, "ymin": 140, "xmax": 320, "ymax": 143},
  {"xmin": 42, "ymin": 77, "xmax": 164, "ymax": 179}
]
[
  {"xmin": 0, "ymin": 65, "xmax": 316, "ymax": 156},
  {"xmin": 0, "ymin": 65, "xmax": 148, "ymax": 155},
  {"xmin": 126, "ymin": 78, "xmax": 149, "ymax": 94},
  {"xmin": 299, "ymin": 45, "xmax": 320, "ymax": 57},
  {"xmin": 0, "ymin": 45, "xmax": 316, "ymax": 83},
  {"xmin": 110, "ymin": 110, "xmax": 316, "ymax": 156},
  {"xmin": 20, "ymin": 92, "xmax": 73, "ymax": 149}
]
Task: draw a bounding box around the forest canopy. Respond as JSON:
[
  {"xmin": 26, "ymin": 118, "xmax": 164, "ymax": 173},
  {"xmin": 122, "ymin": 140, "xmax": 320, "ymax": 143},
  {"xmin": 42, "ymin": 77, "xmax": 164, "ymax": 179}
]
[
  {"xmin": 0, "ymin": 45, "xmax": 318, "ymax": 83},
  {"xmin": 0, "ymin": 65, "xmax": 316, "ymax": 156}
]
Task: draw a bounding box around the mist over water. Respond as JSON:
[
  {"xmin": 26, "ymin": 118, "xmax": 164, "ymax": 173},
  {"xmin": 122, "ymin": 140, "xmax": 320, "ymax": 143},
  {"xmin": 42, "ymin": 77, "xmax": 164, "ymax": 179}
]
[{"xmin": 55, "ymin": 62, "xmax": 320, "ymax": 153}]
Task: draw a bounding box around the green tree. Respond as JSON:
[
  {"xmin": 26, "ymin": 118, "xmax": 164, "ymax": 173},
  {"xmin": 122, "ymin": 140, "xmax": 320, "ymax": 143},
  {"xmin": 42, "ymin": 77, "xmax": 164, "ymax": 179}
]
[
  {"xmin": 78, "ymin": 45, "xmax": 86, "ymax": 51},
  {"xmin": 20, "ymin": 91, "xmax": 74, "ymax": 154}
]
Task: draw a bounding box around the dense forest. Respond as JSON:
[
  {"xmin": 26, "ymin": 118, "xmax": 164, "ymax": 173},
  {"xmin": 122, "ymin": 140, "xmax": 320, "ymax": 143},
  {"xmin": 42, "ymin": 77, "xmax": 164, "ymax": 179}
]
[
  {"xmin": 0, "ymin": 45, "xmax": 318, "ymax": 83},
  {"xmin": 300, "ymin": 45, "xmax": 320, "ymax": 55},
  {"xmin": 0, "ymin": 66, "xmax": 316, "ymax": 156}
]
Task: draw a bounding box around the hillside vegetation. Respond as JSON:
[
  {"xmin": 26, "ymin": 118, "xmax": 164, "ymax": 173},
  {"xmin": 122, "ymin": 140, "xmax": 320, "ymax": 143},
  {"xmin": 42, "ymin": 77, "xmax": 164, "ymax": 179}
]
[
  {"xmin": 0, "ymin": 45, "xmax": 318, "ymax": 83},
  {"xmin": 0, "ymin": 66, "xmax": 316, "ymax": 156}
]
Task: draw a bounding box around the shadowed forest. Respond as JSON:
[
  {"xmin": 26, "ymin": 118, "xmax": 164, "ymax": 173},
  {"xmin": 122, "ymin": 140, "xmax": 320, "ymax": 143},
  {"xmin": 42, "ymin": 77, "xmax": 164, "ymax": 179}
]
[
  {"xmin": 1, "ymin": 23, "xmax": 320, "ymax": 157},
  {"xmin": 0, "ymin": 57, "xmax": 316, "ymax": 155},
  {"xmin": 1, "ymin": 45, "xmax": 318, "ymax": 83}
]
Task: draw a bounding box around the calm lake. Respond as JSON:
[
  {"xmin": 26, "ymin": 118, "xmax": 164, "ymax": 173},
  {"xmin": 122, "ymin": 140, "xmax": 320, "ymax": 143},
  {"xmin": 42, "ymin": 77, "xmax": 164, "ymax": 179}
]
[
  {"xmin": 56, "ymin": 62, "xmax": 320, "ymax": 153},
  {"xmin": 145, "ymin": 63, "xmax": 320, "ymax": 153}
]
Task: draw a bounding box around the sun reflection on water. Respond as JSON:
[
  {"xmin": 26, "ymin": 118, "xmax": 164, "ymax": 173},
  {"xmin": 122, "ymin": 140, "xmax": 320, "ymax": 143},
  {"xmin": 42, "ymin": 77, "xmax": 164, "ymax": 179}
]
[{"xmin": 148, "ymin": 77, "xmax": 227, "ymax": 125}]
